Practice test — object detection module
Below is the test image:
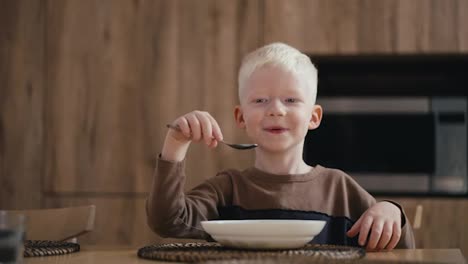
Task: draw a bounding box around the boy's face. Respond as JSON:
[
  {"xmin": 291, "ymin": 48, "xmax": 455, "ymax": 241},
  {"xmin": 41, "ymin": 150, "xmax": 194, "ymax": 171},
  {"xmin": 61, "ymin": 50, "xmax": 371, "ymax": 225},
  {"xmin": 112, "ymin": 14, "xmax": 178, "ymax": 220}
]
[{"xmin": 235, "ymin": 66, "xmax": 322, "ymax": 152}]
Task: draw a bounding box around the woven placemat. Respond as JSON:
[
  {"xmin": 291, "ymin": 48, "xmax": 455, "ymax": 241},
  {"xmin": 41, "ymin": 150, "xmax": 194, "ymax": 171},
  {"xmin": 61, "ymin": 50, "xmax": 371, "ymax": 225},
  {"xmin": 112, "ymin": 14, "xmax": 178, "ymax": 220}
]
[
  {"xmin": 24, "ymin": 240, "xmax": 80, "ymax": 257},
  {"xmin": 137, "ymin": 242, "xmax": 365, "ymax": 263}
]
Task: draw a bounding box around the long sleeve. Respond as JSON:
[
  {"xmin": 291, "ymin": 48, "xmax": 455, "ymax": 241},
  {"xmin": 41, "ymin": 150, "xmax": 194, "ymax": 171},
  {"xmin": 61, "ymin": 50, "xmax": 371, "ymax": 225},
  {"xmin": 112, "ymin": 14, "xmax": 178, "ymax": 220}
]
[
  {"xmin": 145, "ymin": 157, "xmax": 232, "ymax": 239},
  {"xmin": 340, "ymin": 171, "xmax": 416, "ymax": 249},
  {"xmin": 145, "ymin": 161, "xmax": 416, "ymax": 248}
]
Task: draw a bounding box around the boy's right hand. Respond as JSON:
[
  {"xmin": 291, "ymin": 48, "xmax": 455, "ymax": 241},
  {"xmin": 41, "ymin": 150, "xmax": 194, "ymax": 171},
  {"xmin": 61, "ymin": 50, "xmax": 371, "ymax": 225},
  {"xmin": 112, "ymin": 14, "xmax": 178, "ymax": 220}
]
[{"xmin": 161, "ymin": 111, "xmax": 224, "ymax": 162}]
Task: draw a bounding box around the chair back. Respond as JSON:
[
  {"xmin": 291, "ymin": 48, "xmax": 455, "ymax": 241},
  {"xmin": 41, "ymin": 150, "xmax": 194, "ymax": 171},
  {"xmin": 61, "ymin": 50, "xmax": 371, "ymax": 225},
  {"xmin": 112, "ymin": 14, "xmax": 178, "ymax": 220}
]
[
  {"xmin": 402, "ymin": 203, "xmax": 423, "ymax": 230},
  {"xmin": 6, "ymin": 205, "xmax": 95, "ymax": 241}
]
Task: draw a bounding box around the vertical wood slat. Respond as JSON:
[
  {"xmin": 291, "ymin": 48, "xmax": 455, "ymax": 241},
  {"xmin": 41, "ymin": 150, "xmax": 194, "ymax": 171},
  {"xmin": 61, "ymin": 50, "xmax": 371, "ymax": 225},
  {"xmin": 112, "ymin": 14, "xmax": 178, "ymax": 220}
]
[
  {"xmin": 357, "ymin": 0, "xmax": 398, "ymax": 53},
  {"xmin": 459, "ymin": 0, "xmax": 468, "ymax": 51},
  {"xmin": 0, "ymin": 0, "xmax": 44, "ymax": 209},
  {"xmin": 263, "ymin": 0, "xmax": 307, "ymax": 51},
  {"xmin": 395, "ymin": 0, "xmax": 431, "ymax": 52},
  {"xmin": 429, "ymin": 0, "xmax": 459, "ymax": 52},
  {"xmin": 294, "ymin": 0, "xmax": 335, "ymax": 53},
  {"xmin": 332, "ymin": 0, "xmax": 359, "ymax": 54},
  {"xmin": 44, "ymin": 0, "xmax": 179, "ymax": 193}
]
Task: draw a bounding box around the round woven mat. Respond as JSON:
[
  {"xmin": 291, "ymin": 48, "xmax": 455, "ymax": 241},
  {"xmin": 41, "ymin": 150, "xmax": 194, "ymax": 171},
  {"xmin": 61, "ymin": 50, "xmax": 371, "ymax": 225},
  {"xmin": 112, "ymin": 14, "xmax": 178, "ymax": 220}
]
[
  {"xmin": 24, "ymin": 240, "xmax": 80, "ymax": 257},
  {"xmin": 137, "ymin": 242, "xmax": 365, "ymax": 263}
]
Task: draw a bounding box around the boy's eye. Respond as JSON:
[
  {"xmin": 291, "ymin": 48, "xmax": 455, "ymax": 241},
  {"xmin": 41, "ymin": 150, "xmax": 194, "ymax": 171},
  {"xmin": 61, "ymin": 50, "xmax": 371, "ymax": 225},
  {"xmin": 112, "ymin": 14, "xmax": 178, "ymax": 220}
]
[
  {"xmin": 254, "ymin": 98, "xmax": 267, "ymax": 103},
  {"xmin": 285, "ymin": 98, "xmax": 298, "ymax": 103}
]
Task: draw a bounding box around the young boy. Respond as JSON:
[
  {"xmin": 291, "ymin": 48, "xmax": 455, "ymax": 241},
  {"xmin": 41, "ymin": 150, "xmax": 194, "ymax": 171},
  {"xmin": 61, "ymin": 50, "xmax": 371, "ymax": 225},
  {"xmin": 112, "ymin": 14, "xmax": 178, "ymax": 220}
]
[{"xmin": 146, "ymin": 43, "xmax": 415, "ymax": 250}]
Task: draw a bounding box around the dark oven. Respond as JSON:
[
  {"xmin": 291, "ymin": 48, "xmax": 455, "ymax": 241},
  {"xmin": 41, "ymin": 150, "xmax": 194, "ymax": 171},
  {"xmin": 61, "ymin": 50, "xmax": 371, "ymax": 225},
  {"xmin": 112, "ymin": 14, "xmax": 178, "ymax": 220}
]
[{"xmin": 303, "ymin": 54, "xmax": 468, "ymax": 196}]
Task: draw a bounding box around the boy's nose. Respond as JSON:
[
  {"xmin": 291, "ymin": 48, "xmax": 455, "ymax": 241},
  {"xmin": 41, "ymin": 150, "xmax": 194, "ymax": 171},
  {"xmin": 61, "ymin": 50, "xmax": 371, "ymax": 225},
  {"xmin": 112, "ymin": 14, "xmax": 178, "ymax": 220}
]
[{"xmin": 266, "ymin": 100, "xmax": 286, "ymax": 116}]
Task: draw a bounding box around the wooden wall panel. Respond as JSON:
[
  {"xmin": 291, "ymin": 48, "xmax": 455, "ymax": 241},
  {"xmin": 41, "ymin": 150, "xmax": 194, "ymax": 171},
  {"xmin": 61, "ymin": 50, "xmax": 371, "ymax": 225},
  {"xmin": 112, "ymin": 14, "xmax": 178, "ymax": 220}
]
[
  {"xmin": 44, "ymin": 0, "xmax": 179, "ymax": 193},
  {"xmin": 0, "ymin": 0, "xmax": 44, "ymax": 209},
  {"xmin": 397, "ymin": 0, "xmax": 467, "ymax": 52},
  {"xmin": 429, "ymin": 0, "xmax": 460, "ymax": 52},
  {"xmin": 358, "ymin": 0, "xmax": 397, "ymax": 53},
  {"xmin": 264, "ymin": 0, "xmax": 361, "ymax": 54},
  {"xmin": 264, "ymin": 0, "xmax": 310, "ymax": 52},
  {"xmin": 264, "ymin": 0, "xmax": 468, "ymax": 53},
  {"xmin": 395, "ymin": 0, "xmax": 431, "ymax": 52},
  {"xmin": 43, "ymin": 0, "xmax": 260, "ymax": 193},
  {"xmin": 459, "ymin": 0, "xmax": 468, "ymax": 51}
]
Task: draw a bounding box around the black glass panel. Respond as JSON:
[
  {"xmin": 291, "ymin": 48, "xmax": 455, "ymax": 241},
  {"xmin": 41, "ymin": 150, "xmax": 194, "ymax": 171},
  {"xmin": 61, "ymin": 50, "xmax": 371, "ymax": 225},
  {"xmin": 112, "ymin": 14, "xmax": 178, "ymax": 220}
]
[
  {"xmin": 303, "ymin": 114, "xmax": 435, "ymax": 173},
  {"xmin": 307, "ymin": 54, "xmax": 468, "ymax": 96}
]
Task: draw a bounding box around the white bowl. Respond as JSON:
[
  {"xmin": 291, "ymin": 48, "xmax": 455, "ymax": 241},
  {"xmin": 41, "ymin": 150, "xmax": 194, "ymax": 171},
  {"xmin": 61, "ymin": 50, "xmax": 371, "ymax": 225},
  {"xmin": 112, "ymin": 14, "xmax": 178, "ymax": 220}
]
[{"xmin": 201, "ymin": 220, "xmax": 326, "ymax": 249}]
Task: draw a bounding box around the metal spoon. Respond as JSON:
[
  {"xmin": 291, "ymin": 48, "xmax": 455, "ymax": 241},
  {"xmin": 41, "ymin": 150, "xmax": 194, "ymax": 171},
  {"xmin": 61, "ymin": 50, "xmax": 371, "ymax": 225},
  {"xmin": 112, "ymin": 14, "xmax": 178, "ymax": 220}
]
[{"xmin": 166, "ymin": 124, "xmax": 257, "ymax": 150}]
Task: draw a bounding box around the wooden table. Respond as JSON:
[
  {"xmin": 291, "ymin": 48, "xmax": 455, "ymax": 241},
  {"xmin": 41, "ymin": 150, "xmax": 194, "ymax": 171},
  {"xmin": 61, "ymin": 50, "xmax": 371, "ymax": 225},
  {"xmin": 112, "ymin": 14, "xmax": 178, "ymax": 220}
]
[{"xmin": 23, "ymin": 248, "xmax": 466, "ymax": 264}]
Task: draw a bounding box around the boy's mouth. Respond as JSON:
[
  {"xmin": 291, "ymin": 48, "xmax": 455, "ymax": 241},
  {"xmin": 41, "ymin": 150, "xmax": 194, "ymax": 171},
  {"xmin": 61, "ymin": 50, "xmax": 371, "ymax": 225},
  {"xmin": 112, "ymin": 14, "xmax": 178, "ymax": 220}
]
[{"xmin": 264, "ymin": 127, "xmax": 289, "ymax": 134}]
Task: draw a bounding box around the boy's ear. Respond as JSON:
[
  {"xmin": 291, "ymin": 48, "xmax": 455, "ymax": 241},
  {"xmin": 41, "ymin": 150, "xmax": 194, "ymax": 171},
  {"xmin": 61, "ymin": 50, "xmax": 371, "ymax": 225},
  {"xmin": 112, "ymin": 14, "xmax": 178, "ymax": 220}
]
[
  {"xmin": 234, "ymin": 105, "xmax": 246, "ymax": 128},
  {"xmin": 308, "ymin": 105, "xmax": 323, "ymax": 130}
]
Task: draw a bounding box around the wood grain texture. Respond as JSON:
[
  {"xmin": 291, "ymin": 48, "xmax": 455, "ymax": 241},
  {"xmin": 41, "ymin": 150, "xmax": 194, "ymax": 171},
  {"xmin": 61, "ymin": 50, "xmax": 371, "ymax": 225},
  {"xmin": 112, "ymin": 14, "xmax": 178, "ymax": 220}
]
[
  {"xmin": 264, "ymin": 0, "xmax": 361, "ymax": 54},
  {"xmin": 43, "ymin": 0, "xmax": 260, "ymax": 193},
  {"xmin": 459, "ymin": 0, "xmax": 468, "ymax": 51},
  {"xmin": 264, "ymin": 0, "xmax": 468, "ymax": 53},
  {"xmin": 0, "ymin": 0, "xmax": 44, "ymax": 209},
  {"xmin": 429, "ymin": 0, "xmax": 460, "ymax": 52},
  {"xmin": 358, "ymin": 0, "xmax": 398, "ymax": 53},
  {"xmin": 395, "ymin": 0, "xmax": 431, "ymax": 52},
  {"xmin": 44, "ymin": 0, "xmax": 179, "ymax": 193}
]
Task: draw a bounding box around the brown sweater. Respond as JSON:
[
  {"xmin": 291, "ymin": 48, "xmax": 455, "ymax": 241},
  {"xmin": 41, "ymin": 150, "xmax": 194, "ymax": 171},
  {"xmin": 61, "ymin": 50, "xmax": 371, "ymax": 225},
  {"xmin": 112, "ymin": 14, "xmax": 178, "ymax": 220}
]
[{"xmin": 146, "ymin": 158, "xmax": 415, "ymax": 248}]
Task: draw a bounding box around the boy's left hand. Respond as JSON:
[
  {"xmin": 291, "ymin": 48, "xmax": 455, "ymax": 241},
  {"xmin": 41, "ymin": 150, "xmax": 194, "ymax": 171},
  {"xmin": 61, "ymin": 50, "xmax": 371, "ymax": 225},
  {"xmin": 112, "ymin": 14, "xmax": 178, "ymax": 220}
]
[{"xmin": 346, "ymin": 201, "xmax": 401, "ymax": 251}]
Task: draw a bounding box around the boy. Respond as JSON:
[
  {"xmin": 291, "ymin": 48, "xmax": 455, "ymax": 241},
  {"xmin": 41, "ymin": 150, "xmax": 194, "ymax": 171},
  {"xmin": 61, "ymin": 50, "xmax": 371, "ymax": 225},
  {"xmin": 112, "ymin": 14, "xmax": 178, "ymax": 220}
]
[{"xmin": 146, "ymin": 43, "xmax": 415, "ymax": 250}]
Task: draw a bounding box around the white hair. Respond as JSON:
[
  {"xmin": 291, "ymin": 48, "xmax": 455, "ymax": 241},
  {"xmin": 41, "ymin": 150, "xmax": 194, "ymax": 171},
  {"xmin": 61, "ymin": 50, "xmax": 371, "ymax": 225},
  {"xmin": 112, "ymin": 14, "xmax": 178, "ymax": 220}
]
[{"xmin": 238, "ymin": 42, "xmax": 318, "ymax": 104}]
